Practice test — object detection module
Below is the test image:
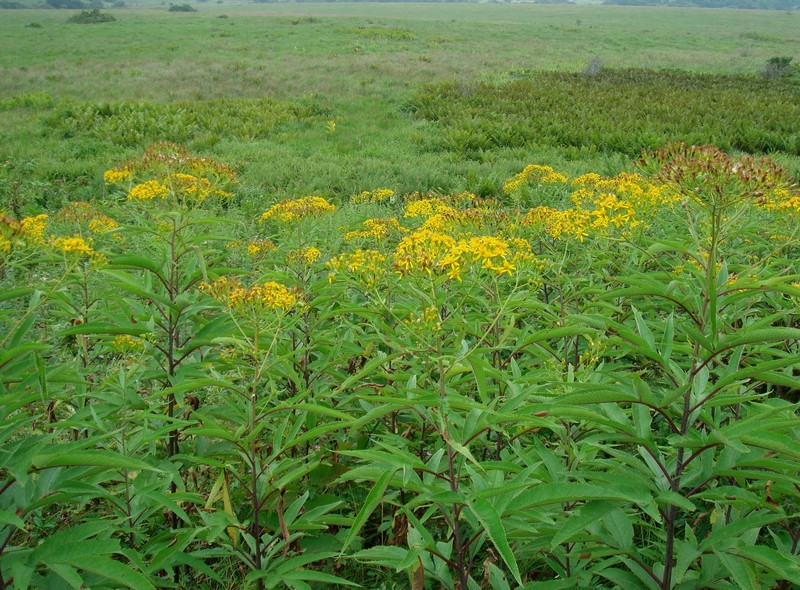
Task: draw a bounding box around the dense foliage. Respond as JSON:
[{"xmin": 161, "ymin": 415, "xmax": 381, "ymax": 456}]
[
  {"xmin": 51, "ymin": 97, "xmax": 327, "ymax": 147},
  {"xmin": 408, "ymin": 69, "xmax": 800, "ymax": 157},
  {"xmin": 2, "ymin": 142, "xmax": 799, "ymax": 588}
]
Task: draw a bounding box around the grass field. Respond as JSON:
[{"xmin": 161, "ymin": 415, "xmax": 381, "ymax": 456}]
[
  {"xmin": 1, "ymin": 3, "xmax": 799, "ymax": 209},
  {"xmin": 2, "ymin": 4, "xmax": 800, "ymax": 589}
]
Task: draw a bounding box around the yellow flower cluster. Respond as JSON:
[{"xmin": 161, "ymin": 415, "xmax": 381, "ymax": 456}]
[
  {"xmin": 571, "ymin": 172, "xmax": 680, "ymax": 214},
  {"xmin": 19, "ymin": 214, "xmax": 49, "ymax": 244},
  {"xmin": 111, "ymin": 334, "xmax": 143, "ymax": 352},
  {"xmin": 103, "ymin": 167, "xmax": 133, "ymax": 185},
  {"xmin": 525, "ymin": 206, "xmax": 591, "ymax": 241},
  {"xmin": 246, "ymin": 240, "xmax": 277, "ymax": 256},
  {"xmin": 261, "ymin": 196, "xmax": 336, "ymax": 223},
  {"xmin": 164, "ymin": 173, "xmax": 234, "ymax": 201},
  {"xmin": 343, "ymin": 218, "xmax": 408, "ymax": 242},
  {"xmin": 403, "ymin": 198, "xmax": 458, "ymax": 220},
  {"xmin": 403, "ymin": 306, "xmax": 442, "ymax": 333},
  {"xmin": 51, "ymin": 235, "xmax": 94, "ymax": 256},
  {"xmin": 393, "ymin": 229, "xmax": 456, "ymax": 275},
  {"xmin": 56, "ymin": 202, "xmax": 119, "ymax": 235},
  {"xmin": 88, "ymin": 216, "xmax": 119, "ymax": 234},
  {"xmin": 327, "ymin": 249, "xmax": 387, "ymax": 288},
  {"xmin": 113, "ymin": 143, "xmax": 238, "ymax": 184},
  {"xmin": 503, "ymin": 164, "xmax": 568, "ymax": 193},
  {"xmin": 571, "ymin": 189, "xmax": 638, "ymax": 231},
  {"xmin": 105, "ymin": 145, "xmax": 239, "ymax": 205},
  {"xmin": 200, "ymin": 276, "xmax": 298, "ymax": 311},
  {"xmin": 351, "ymin": 188, "xmax": 395, "ymax": 204},
  {"xmin": 0, "ymin": 218, "xmax": 11, "ymax": 253},
  {"xmin": 440, "ymin": 236, "xmax": 514, "ymax": 279},
  {"xmin": 519, "ymin": 172, "xmax": 680, "ymax": 241},
  {"xmin": 128, "ymin": 180, "xmax": 170, "ymax": 201},
  {"xmin": 227, "ymin": 240, "xmax": 278, "ymax": 257},
  {"xmin": 404, "ymin": 191, "xmax": 476, "ymax": 208},
  {"xmin": 126, "ymin": 175, "xmax": 234, "ymax": 203},
  {"xmin": 229, "ymin": 282, "xmax": 298, "ymax": 309},
  {"xmin": 51, "ymin": 234, "xmax": 106, "ymax": 263},
  {"xmin": 1, "ymin": 214, "xmax": 48, "ymax": 253},
  {"xmin": 288, "ymin": 246, "xmax": 322, "ymax": 266},
  {"xmin": 757, "ymin": 188, "xmax": 800, "ymax": 215},
  {"xmin": 439, "ymin": 236, "xmax": 539, "ymax": 280}
]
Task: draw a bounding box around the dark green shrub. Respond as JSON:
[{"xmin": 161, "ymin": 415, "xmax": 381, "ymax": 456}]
[
  {"xmin": 168, "ymin": 3, "xmax": 196, "ymax": 11},
  {"xmin": 66, "ymin": 8, "xmax": 115, "ymax": 23},
  {"xmin": 761, "ymin": 56, "xmax": 796, "ymax": 79}
]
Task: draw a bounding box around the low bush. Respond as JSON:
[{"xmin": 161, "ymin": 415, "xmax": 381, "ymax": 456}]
[
  {"xmin": 168, "ymin": 3, "xmax": 196, "ymax": 11},
  {"xmin": 66, "ymin": 8, "xmax": 115, "ymax": 23}
]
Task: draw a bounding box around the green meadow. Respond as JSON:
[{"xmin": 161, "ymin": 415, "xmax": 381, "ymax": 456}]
[
  {"xmin": 1, "ymin": 3, "xmax": 799, "ymax": 207},
  {"xmin": 2, "ymin": 4, "xmax": 800, "ymax": 589}
]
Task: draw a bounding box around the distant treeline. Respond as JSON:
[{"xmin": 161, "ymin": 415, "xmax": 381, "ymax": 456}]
[
  {"xmin": 254, "ymin": 0, "xmax": 798, "ymax": 7},
  {"xmin": 1, "ymin": 0, "xmax": 124, "ymax": 7},
  {"xmin": 2, "ymin": 0, "xmax": 795, "ymax": 8},
  {"xmin": 603, "ymin": 0, "xmax": 797, "ymax": 9}
]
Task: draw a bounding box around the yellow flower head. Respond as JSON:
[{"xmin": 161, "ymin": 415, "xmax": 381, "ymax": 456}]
[
  {"xmin": 111, "ymin": 334, "xmax": 143, "ymax": 352},
  {"xmin": 19, "ymin": 214, "xmax": 48, "ymax": 244},
  {"xmin": 245, "ymin": 239, "xmax": 277, "ymax": 257},
  {"xmin": 261, "ymin": 196, "xmax": 336, "ymax": 223},
  {"xmin": 327, "ymin": 249, "xmax": 387, "ymax": 289},
  {"xmin": 164, "ymin": 173, "xmax": 233, "ymax": 201},
  {"xmin": 88, "ymin": 215, "xmax": 119, "ymax": 234},
  {"xmin": 103, "ymin": 167, "xmax": 133, "ymax": 185},
  {"xmin": 51, "ymin": 234, "xmax": 106, "ymax": 264},
  {"xmin": 403, "ymin": 198, "xmax": 457, "ymax": 220},
  {"xmin": 288, "ymin": 246, "xmax": 322, "ymax": 266},
  {"xmin": 200, "ymin": 276, "xmax": 299, "ymax": 311},
  {"xmin": 393, "ymin": 229, "xmax": 456, "ymax": 276},
  {"xmin": 127, "ymin": 180, "xmax": 169, "ymax": 201},
  {"xmin": 440, "ymin": 236, "xmax": 515, "ymax": 280},
  {"xmin": 51, "ymin": 234, "xmax": 94, "ymax": 256},
  {"xmin": 343, "ymin": 217, "xmax": 408, "ymax": 242},
  {"xmin": 503, "ymin": 164, "xmax": 568, "ymax": 194}
]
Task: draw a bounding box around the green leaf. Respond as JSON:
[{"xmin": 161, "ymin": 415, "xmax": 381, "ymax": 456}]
[
  {"xmin": 551, "ymin": 501, "xmax": 619, "ymax": 547},
  {"xmin": 281, "ymin": 570, "xmax": 360, "ymax": 586},
  {"xmin": 66, "ymin": 555, "xmax": 156, "ymax": 589},
  {"xmin": 730, "ymin": 545, "xmax": 800, "ymax": 584},
  {"xmin": 656, "ymin": 491, "xmax": 696, "ymax": 512},
  {"xmin": 0, "ymin": 509, "xmax": 26, "ymax": 530},
  {"xmin": 719, "ymin": 328, "xmax": 800, "ymax": 350},
  {"xmin": 0, "ymin": 287, "xmax": 33, "ymax": 303},
  {"xmin": 352, "ymin": 546, "xmax": 409, "ymax": 568},
  {"xmin": 596, "ymin": 567, "xmax": 649, "ymax": 590},
  {"xmin": 507, "ymin": 483, "xmax": 650, "ymax": 511},
  {"xmin": 339, "ymin": 468, "xmax": 396, "ymax": 555},
  {"xmin": 33, "ymin": 450, "xmax": 157, "ymax": 471},
  {"xmin": 715, "ymin": 550, "xmax": 758, "ymax": 589},
  {"xmin": 632, "ymin": 306, "xmax": 655, "ymax": 348},
  {"xmin": 110, "ymin": 254, "xmax": 166, "ymax": 279},
  {"xmin": 468, "ymin": 498, "xmax": 522, "ymax": 585},
  {"xmin": 602, "ymin": 508, "xmax": 634, "ymax": 550},
  {"xmin": 49, "ymin": 563, "xmax": 84, "ymax": 589}
]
